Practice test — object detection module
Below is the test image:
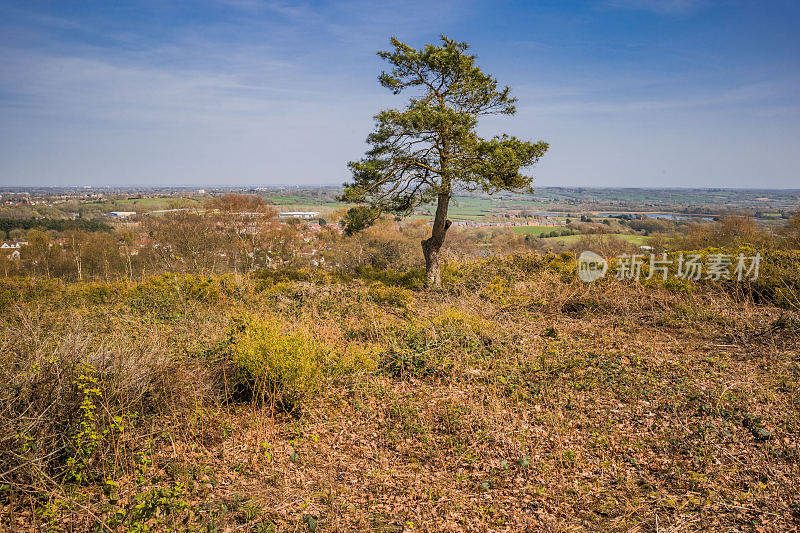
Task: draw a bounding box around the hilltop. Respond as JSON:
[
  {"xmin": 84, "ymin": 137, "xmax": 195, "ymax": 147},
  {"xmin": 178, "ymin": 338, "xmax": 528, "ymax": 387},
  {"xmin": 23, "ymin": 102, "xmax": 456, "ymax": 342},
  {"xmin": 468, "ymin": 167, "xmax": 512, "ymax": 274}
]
[{"xmin": 1, "ymin": 247, "xmax": 799, "ymax": 531}]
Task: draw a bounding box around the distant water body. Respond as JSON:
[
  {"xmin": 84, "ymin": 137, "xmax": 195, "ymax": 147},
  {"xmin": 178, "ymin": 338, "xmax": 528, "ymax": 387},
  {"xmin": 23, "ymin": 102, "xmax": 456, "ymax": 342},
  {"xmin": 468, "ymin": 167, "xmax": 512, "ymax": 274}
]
[
  {"xmin": 530, "ymin": 211, "xmax": 716, "ymax": 220},
  {"xmin": 596, "ymin": 212, "xmax": 716, "ymax": 221}
]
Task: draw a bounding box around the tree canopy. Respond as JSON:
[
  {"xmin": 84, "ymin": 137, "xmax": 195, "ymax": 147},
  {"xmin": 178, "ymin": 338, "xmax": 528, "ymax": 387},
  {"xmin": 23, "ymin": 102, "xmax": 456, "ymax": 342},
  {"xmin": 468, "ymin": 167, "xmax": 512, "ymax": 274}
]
[{"xmin": 341, "ymin": 35, "xmax": 548, "ymax": 285}]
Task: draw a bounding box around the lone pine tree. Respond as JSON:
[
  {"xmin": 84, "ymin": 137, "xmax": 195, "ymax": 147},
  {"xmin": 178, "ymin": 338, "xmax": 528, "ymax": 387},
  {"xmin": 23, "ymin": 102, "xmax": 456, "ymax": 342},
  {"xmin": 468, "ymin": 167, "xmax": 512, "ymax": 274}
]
[{"xmin": 341, "ymin": 35, "xmax": 548, "ymax": 286}]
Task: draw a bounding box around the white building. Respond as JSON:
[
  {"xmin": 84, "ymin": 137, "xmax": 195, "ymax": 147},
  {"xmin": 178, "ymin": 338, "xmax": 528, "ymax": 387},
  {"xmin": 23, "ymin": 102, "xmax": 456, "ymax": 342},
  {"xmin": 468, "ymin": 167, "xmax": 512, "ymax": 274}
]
[
  {"xmin": 110, "ymin": 211, "xmax": 137, "ymax": 218},
  {"xmin": 278, "ymin": 211, "xmax": 320, "ymax": 220}
]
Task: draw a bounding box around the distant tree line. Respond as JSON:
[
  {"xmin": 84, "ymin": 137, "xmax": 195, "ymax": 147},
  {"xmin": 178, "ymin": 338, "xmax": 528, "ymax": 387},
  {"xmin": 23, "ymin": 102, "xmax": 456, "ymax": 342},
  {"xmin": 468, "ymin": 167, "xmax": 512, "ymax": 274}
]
[{"xmin": 0, "ymin": 217, "xmax": 112, "ymax": 235}]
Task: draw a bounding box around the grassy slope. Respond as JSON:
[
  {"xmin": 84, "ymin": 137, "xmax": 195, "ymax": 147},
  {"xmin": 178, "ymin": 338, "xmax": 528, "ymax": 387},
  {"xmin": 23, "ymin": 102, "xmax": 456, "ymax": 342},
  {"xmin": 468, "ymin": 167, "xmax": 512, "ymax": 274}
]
[
  {"xmin": 1, "ymin": 260, "xmax": 798, "ymax": 531},
  {"xmin": 544, "ymin": 233, "xmax": 649, "ymax": 245},
  {"xmin": 511, "ymin": 226, "xmax": 649, "ymax": 246},
  {"xmin": 510, "ymin": 225, "xmax": 557, "ymax": 237}
]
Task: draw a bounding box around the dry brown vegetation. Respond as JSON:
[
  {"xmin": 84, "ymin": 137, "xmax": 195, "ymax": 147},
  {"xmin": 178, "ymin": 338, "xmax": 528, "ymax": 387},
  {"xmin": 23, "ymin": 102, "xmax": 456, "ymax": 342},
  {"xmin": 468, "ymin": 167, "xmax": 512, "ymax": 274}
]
[{"xmin": 1, "ymin": 244, "xmax": 799, "ymax": 531}]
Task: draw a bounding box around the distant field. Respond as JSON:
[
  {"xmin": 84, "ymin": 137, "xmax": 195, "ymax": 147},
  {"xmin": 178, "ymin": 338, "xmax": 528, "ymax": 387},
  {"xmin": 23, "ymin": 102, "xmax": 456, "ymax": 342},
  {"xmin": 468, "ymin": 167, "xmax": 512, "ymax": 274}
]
[
  {"xmin": 266, "ymin": 195, "xmax": 308, "ymax": 205},
  {"xmin": 417, "ymin": 197, "xmax": 499, "ymax": 220},
  {"xmin": 254, "ymin": 188, "xmax": 800, "ymax": 223},
  {"xmin": 414, "ymin": 188, "xmax": 800, "ymax": 220},
  {"xmin": 540, "ymin": 234, "xmax": 650, "ymax": 247},
  {"xmin": 114, "ymin": 198, "xmax": 183, "ymax": 208},
  {"xmin": 511, "ymin": 225, "xmax": 564, "ymax": 237},
  {"xmin": 271, "ymin": 203, "xmax": 342, "ymax": 215},
  {"xmin": 511, "ymin": 226, "xmax": 648, "ymax": 245},
  {"xmin": 83, "ymin": 197, "xmax": 202, "ymax": 211}
]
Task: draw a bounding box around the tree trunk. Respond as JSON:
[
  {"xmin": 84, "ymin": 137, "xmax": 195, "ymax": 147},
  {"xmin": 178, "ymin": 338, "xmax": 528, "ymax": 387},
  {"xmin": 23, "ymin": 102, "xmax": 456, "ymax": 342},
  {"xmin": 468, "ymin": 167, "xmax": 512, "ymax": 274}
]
[{"xmin": 422, "ymin": 193, "xmax": 452, "ymax": 287}]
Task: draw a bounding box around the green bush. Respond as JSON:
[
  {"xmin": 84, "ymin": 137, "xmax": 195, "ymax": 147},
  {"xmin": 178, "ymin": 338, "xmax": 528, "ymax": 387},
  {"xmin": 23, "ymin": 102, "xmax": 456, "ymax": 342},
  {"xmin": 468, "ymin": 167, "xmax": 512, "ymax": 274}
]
[
  {"xmin": 367, "ymin": 282, "xmax": 413, "ymax": 309},
  {"xmin": 746, "ymin": 249, "xmax": 800, "ymax": 309},
  {"xmin": 659, "ymin": 247, "xmax": 799, "ymax": 309},
  {"xmin": 0, "ymin": 277, "xmax": 65, "ymax": 310},
  {"xmin": 345, "ymin": 266, "xmax": 425, "ymax": 289},
  {"xmin": 381, "ymin": 309, "xmax": 491, "ymax": 378},
  {"xmin": 69, "ymin": 281, "xmax": 125, "ymax": 305},
  {"xmin": 128, "ymin": 273, "xmax": 220, "ymax": 318},
  {"xmin": 659, "ymin": 276, "xmax": 694, "ymax": 294},
  {"xmin": 254, "ymin": 268, "xmax": 315, "ymax": 285},
  {"xmin": 230, "ymin": 317, "xmax": 323, "ymax": 412}
]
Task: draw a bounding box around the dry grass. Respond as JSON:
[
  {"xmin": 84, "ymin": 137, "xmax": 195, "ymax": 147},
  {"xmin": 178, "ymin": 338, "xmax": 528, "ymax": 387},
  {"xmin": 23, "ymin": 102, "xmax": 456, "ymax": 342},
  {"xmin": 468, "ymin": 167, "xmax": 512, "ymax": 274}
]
[{"xmin": 0, "ymin": 255, "xmax": 798, "ymax": 531}]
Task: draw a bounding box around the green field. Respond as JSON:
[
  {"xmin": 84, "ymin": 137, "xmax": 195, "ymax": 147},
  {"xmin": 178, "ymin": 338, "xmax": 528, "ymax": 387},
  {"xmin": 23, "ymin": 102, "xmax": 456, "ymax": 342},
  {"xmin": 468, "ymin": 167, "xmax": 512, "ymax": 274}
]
[
  {"xmin": 83, "ymin": 197, "xmax": 202, "ymax": 211},
  {"xmin": 511, "ymin": 228, "xmax": 649, "ymax": 246},
  {"xmin": 270, "ymin": 202, "xmax": 344, "ymax": 215},
  {"xmin": 511, "ymin": 225, "xmax": 564, "ymax": 237},
  {"xmin": 265, "ymin": 188, "xmax": 800, "ymax": 221},
  {"xmin": 545, "ymin": 233, "xmax": 649, "ymax": 246}
]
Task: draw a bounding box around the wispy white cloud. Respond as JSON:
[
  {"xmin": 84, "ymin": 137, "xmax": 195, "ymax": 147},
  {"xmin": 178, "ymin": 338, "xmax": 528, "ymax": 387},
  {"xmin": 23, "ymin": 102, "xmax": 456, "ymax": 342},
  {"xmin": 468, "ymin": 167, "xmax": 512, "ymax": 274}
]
[
  {"xmin": 0, "ymin": 0, "xmax": 797, "ymax": 187},
  {"xmin": 605, "ymin": 0, "xmax": 708, "ymax": 15},
  {"xmin": 513, "ymin": 79, "xmax": 797, "ymax": 117},
  {"xmin": 0, "ymin": 4, "xmax": 91, "ymax": 32},
  {"xmin": 0, "ymin": 0, "xmax": 472, "ymax": 134},
  {"xmin": 0, "ymin": 48, "xmax": 363, "ymax": 131}
]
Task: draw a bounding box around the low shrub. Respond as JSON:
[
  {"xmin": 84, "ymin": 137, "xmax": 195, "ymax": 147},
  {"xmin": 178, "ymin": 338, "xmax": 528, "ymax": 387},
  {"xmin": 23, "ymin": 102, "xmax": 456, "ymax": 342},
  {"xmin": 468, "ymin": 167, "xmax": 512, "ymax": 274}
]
[
  {"xmin": 747, "ymin": 249, "xmax": 800, "ymax": 309},
  {"xmin": 254, "ymin": 267, "xmax": 319, "ymax": 286},
  {"xmin": 381, "ymin": 309, "xmax": 494, "ymax": 378},
  {"xmin": 0, "ymin": 277, "xmax": 65, "ymax": 310},
  {"xmin": 128, "ymin": 273, "xmax": 220, "ymax": 318},
  {"xmin": 651, "ymin": 247, "xmax": 800, "ymax": 309},
  {"xmin": 229, "ymin": 316, "xmax": 323, "ymax": 412},
  {"xmin": 69, "ymin": 281, "xmax": 126, "ymax": 305},
  {"xmin": 339, "ymin": 266, "xmax": 425, "ymax": 289},
  {"xmin": 0, "ymin": 315, "xmax": 208, "ymax": 494},
  {"xmin": 228, "ymin": 315, "xmax": 377, "ymax": 411},
  {"xmin": 367, "ymin": 282, "xmax": 413, "ymax": 310}
]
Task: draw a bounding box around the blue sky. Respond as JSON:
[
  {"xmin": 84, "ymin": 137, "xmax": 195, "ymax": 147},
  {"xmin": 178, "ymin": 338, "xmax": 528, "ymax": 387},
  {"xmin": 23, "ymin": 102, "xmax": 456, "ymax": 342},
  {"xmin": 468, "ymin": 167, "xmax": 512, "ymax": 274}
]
[{"xmin": 0, "ymin": 0, "xmax": 798, "ymax": 188}]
